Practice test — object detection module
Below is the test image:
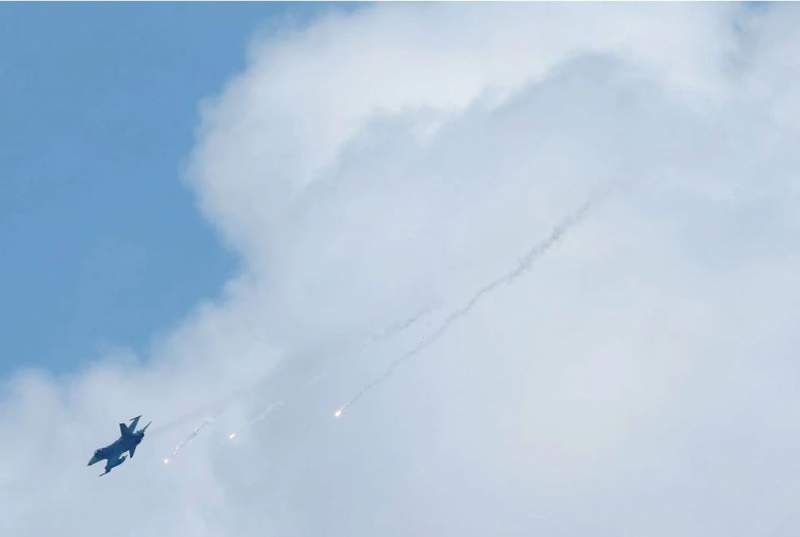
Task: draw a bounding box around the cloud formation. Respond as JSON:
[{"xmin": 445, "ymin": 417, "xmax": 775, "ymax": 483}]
[{"xmin": 3, "ymin": 4, "xmax": 800, "ymax": 536}]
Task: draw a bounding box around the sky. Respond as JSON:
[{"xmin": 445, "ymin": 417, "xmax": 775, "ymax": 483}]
[
  {"xmin": 0, "ymin": 2, "xmax": 334, "ymax": 374},
  {"xmin": 3, "ymin": 3, "xmax": 800, "ymax": 537}
]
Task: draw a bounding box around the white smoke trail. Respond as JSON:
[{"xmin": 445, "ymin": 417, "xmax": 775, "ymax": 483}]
[
  {"xmin": 334, "ymin": 187, "xmax": 611, "ymax": 417},
  {"xmin": 162, "ymin": 417, "xmax": 215, "ymax": 464},
  {"xmin": 249, "ymin": 400, "xmax": 286, "ymax": 425},
  {"xmin": 225, "ymin": 400, "xmax": 287, "ymax": 441},
  {"xmin": 162, "ymin": 307, "xmax": 434, "ymax": 458},
  {"xmin": 300, "ymin": 306, "xmax": 435, "ymax": 391}
]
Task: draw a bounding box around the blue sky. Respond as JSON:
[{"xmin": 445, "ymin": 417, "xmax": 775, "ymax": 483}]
[
  {"xmin": 4, "ymin": 5, "xmax": 800, "ymax": 536},
  {"xmin": 0, "ymin": 3, "xmax": 337, "ymax": 375}
]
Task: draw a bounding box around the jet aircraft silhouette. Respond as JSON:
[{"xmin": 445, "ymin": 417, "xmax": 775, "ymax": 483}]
[{"xmin": 88, "ymin": 415, "xmax": 151, "ymax": 476}]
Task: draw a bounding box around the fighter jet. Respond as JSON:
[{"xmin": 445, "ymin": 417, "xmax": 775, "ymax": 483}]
[{"xmin": 88, "ymin": 415, "xmax": 151, "ymax": 476}]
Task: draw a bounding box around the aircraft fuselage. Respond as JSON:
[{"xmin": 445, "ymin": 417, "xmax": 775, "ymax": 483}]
[{"xmin": 88, "ymin": 416, "xmax": 149, "ymax": 476}]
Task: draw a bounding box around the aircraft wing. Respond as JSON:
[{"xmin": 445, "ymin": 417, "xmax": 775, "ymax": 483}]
[
  {"xmin": 129, "ymin": 445, "xmax": 137, "ymax": 458},
  {"xmin": 99, "ymin": 454, "xmax": 127, "ymax": 477}
]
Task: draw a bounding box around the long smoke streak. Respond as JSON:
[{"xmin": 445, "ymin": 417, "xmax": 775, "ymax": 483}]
[
  {"xmin": 302, "ymin": 306, "xmax": 435, "ymax": 391},
  {"xmin": 335, "ymin": 188, "xmax": 611, "ymax": 416},
  {"xmin": 160, "ymin": 307, "xmax": 434, "ymax": 459},
  {"xmin": 162, "ymin": 417, "xmax": 215, "ymax": 464},
  {"xmin": 225, "ymin": 400, "xmax": 286, "ymax": 442}
]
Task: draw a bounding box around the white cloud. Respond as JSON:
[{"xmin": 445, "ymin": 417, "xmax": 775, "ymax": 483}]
[{"xmin": 4, "ymin": 4, "xmax": 800, "ymax": 536}]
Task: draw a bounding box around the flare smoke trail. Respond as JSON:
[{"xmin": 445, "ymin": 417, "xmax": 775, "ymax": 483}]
[
  {"xmin": 249, "ymin": 400, "xmax": 285, "ymax": 424},
  {"xmin": 225, "ymin": 400, "xmax": 285, "ymax": 441},
  {"xmin": 301, "ymin": 306, "xmax": 435, "ymax": 391},
  {"xmin": 150, "ymin": 389, "xmax": 248, "ymax": 436},
  {"xmin": 161, "ymin": 307, "xmax": 434, "ymax": 459},
  {"xmin": 366, "ymin": 307, "xmax": 435, "ymax": 344},
  {"xmin": 162, "ymin": 417, "xmax": 215, "ymax": 464},
  {"xmin": 335, "ymin": 187, "xmax": 611, "ymax": 416}
]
